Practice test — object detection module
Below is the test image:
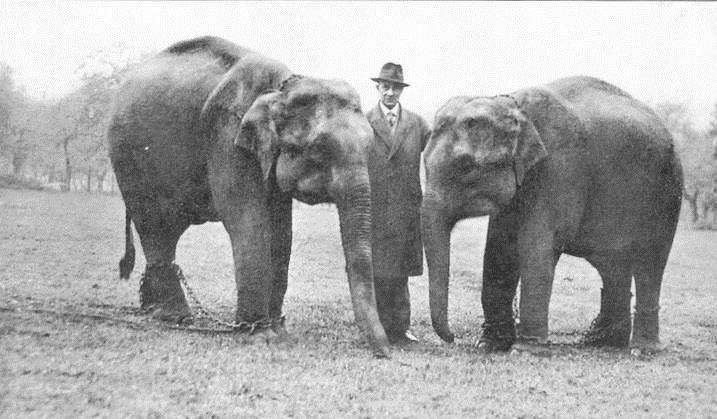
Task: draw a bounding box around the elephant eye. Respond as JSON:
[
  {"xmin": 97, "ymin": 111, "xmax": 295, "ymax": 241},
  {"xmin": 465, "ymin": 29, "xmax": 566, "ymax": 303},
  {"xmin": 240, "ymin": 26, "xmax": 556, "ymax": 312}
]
[
  {"xmin": 487, "ymin": 155, "xmax": 512, "ymax": 170},
  {"xmin": 307, "ymin": 138, "xmax": 335, "ymax": 164},
  {"xmin": 433, "ymin": 117, "xmax": 453, "ymax": 134},
  {"xmin": 281, "ymin": 143, "xmax": 303, "ymax": 158},
  {"xmin": 463, "ymin": 117, "xmax": 491, "ymax": 131},
  {"xmin": 290, "ymin": 94, "xmax": 317, "ymax": 109},
  {"xmin": 499, "ymin": 116, "xmax": 520, "ymax": 134}
]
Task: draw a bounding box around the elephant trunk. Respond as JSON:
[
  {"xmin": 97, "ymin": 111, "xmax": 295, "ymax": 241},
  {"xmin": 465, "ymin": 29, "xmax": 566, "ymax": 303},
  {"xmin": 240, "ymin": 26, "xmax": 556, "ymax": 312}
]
[
  {"xmin": 421, "ymin": 196, "xmax": 455, "ymax": 343},
  {"xmin": 335, "ymin": 176, "xmax": 390, "ymax": 358}
]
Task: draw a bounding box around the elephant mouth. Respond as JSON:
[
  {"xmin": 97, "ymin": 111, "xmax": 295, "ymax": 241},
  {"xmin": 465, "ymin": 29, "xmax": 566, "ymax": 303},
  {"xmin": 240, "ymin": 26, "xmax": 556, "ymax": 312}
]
[
  {"xmin": 293, "ymin": 190, "xmax": 332, "ymax": 205},
  {"xmin": 476, "ymin": 201, "xmax": 501, "ymax": 216},
  {"xmin": 459, "ymin": 195, "xmax": 502, "ymax": 217}
]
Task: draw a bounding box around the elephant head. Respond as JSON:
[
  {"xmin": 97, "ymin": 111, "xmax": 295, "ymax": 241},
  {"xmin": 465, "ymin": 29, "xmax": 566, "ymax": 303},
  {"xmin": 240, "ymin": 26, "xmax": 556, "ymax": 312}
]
[
  {"xmin": 201, "ymin": 56, "xmax": 388, "ymax": 355},
  {"xmin": 421, "ymin": 95, "xmax": 547, "ymax": 342}
]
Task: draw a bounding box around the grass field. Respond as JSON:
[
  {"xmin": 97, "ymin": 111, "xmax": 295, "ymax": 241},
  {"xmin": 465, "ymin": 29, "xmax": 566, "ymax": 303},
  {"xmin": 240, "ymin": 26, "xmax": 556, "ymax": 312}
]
[{"xmin": 1, "ymin": 188, "xmax": 716, "ymax": 418}]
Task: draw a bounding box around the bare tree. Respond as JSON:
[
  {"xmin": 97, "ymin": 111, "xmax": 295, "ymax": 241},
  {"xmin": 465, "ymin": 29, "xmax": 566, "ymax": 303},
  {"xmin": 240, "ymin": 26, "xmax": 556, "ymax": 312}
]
[
  {"xmin": 0, "ymin": 62, "xmax": 36, "ymax": 178},
  {"xmin": 654, "ymin": 101, "xmax": 717, "ymax": 224},
  {"xmin": 709, "ymin": 103, "xmax": 717, "ymax": 159},
  {"xmin": 44, "ymin": 56, "xmax": 123, "ymax": 192},
  {"xmin": 0, "ymin": 49, "xmax": 135, "ymax": 192}
]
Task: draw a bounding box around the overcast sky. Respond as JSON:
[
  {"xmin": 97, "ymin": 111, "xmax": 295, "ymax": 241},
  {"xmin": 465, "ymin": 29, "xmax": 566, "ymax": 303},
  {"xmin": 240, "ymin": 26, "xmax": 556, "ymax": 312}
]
[{"xmin": 1, "ymin": 1, "xmax": 716, "ymax": 127}]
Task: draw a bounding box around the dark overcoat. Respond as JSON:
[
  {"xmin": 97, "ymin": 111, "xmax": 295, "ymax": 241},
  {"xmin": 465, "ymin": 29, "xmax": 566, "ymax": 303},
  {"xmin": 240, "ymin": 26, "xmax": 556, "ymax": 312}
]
[{"xmin": 366, "ymin": 103, "xmax": 431, "ymax": 277}]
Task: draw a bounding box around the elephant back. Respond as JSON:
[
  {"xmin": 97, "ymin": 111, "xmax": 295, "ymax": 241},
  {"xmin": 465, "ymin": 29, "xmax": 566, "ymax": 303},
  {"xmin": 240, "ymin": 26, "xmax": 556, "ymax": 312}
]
[{"xmin": 164, "ymin": 36, "xmax": 254, "ymax": 69}]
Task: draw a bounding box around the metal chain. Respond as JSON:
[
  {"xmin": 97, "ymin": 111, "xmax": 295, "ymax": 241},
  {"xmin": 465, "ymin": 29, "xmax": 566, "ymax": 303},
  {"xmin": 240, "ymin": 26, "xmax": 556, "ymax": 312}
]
[{"xmin": 177, "ymin": 268, "xmax": 284, "ymax": 334}]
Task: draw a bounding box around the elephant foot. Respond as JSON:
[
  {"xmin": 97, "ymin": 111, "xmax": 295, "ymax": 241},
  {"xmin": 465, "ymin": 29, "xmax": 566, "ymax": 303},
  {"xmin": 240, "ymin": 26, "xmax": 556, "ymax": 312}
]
[
  {"xmin": 476, "ymin": 320, "xmax": 516, "ymax": 353},
  {"xmin": 234, "ymin": 327, "xmax": 280, "ymax": 345},
  {"xmin": 270, "ymin": 315, "xmax": 289, "ymax": 338},
  {"xmin": 630, "ymin": 309, "xmax": 660, "ymax": 355},
  {"xmin": 139, "ymin": 263, "xmax": 192, "ymax": 324},
  {"xmin": 629, "ymin": 341, "xmax": 661, "ymax": 357},
  {"xmin": 509, "ymin": 337, "xmax": 552, "ymax": 357},
  {"xmin": 582, "ymin": 314, "xmax": 631, "ymax": 348},
  {"xmin": 629, "ymin": 313, "xmax": 661, "ymax": 357}
]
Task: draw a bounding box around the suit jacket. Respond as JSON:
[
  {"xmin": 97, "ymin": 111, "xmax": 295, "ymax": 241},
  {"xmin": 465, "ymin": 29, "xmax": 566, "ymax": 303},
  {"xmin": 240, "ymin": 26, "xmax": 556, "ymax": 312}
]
[{"xmin": 366, "ymin": 103, "xmax": 431, "ymax": 277}]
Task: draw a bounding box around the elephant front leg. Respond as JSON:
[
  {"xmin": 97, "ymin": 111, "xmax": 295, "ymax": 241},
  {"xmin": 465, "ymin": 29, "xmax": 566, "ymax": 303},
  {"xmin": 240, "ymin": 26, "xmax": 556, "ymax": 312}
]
[
  {"xmin": 478, "ymin": 213, "xmax": 520, "ymax": 352},
  {"xmin": 515, "ymin": 221, "xmax": 556, "ymax": 346},
  {"xmin": 223, "ymin": 201, "xmax": 273, "ymax": 326},
  {"xmin": 268, "ymin": 188, "xmax": 293, "ymax": 324},
  {"xmin": 208, "ymin": 146, "xmax": 274, "ymax": 331}
]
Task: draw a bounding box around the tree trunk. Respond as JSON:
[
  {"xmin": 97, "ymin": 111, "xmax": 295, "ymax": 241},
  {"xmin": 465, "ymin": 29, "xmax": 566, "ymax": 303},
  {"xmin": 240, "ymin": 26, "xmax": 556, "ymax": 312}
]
[
  {"xmin": 684, "ymin": 189, "xmax": 700, "ymax": 223},
  {"xmin": 11, "ymin": 130, "xmax": 28, "ymax": 179},
  {"xmin": 689, "ymin": 198, "xmax": 699, "ymax": 223},
  {"xmin": 63, "ymin": 136, "xmax": 72, "ymax": 192},
  {"xmin": 12, "ymin": 153, "xmax": 25, "ymax": 178},
  {"xmin": 86, "ymin": 166, "xmax": 92, "ymax": 192},
  {"xmin": 96, "ymin": 169, "xmax": 107, "ymax": 193}
]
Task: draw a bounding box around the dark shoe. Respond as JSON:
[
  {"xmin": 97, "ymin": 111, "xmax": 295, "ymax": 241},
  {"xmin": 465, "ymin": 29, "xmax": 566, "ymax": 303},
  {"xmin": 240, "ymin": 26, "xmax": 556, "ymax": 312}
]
[{"xmin": 388, "ymin": 330, "xmax": 419, "ymax": 345}]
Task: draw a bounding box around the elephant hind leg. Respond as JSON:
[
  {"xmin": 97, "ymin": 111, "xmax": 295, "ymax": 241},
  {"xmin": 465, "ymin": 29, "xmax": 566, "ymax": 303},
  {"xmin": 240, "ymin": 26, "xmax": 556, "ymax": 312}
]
[
  {"xmin": 631, "ymin": 243, "xmax": 671, "ymax": 351},
  {"xmin": 132, "ymin": 207, "xmax": 192, "ymax": 324},
  {"xmin": 583, "ymin": 254, "xmax": 632, "ymax": 347},
  {"xmin": 140, "ymin": 262, "xmax": 192, "ymax": 323}
]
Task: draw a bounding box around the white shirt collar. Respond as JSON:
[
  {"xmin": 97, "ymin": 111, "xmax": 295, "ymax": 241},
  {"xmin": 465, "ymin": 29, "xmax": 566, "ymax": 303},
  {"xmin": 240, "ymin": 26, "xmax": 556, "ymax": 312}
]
[{"xmin": 379, "ymin": 101, "xmax": 400, "ymax": 118}]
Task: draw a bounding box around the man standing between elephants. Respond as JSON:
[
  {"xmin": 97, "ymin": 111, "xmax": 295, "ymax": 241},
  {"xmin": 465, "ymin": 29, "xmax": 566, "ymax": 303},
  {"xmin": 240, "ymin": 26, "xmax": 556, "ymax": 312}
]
[{"xmin": 366, "ymin": 63, "xmax": 431, "ymax": 344}]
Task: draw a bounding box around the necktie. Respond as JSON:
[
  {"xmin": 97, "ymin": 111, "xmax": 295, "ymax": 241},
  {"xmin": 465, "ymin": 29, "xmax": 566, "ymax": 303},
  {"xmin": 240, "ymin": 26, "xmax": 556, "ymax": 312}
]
[{"xmin": 387, "ymin": 112, "xmax": 396, "ymax": 128}]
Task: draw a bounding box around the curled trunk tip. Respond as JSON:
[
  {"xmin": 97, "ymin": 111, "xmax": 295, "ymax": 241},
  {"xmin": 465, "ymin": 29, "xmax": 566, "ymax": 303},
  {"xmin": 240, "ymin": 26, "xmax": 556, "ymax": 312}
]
[{"xmin": 433, "ymin": 321, "xmax": 455, "ymax": 343}]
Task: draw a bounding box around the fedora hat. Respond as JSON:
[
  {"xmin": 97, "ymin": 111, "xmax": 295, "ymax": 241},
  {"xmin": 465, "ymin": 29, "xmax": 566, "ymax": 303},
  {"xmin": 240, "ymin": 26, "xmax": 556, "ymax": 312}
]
[{"xmin": 371, "ymin": 62, "xmax": 410, "ymax": 87}]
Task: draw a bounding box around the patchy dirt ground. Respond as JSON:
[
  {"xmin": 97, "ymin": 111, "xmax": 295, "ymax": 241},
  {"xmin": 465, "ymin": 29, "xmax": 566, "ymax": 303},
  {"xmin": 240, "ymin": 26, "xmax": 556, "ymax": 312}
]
[{"xmin": 1, "ymin": 188, "xmax": 716, "ymax": 417}]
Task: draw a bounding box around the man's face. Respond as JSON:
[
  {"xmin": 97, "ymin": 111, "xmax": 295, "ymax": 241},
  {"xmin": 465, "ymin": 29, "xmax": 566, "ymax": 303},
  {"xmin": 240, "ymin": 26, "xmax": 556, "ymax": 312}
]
[{"xmin": 376, "ymin": 81, "xmax": 404, "ymax": 109}]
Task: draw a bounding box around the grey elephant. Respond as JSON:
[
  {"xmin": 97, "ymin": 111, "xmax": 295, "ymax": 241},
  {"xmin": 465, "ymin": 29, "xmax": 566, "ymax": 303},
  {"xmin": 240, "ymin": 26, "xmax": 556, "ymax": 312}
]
[
  {"xmin": 421, "ymin": 76, "xmax": 682, "ymax": 353},
  {"xmin": 108, "ymin": 36, "xmax": 389, "ymax": 357}
]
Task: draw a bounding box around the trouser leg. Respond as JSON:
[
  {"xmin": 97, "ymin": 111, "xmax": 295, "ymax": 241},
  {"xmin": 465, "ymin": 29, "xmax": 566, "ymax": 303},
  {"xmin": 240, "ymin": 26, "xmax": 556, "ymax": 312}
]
[
  {"xmin": 374, "ymin": 275, "xmax": 393, "ymax": 334},
  {"xmin": 392, "ymin": 276, "xmax": 410, "ymax": 334},
  {"xmin": 374, "ymin": 275, "xmax": 410, "ymax": 336}
]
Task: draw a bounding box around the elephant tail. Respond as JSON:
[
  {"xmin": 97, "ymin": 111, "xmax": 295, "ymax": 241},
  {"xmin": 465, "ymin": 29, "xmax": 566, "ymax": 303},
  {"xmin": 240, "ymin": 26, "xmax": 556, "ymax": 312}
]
[{"xmin": 118, "ymin": 207, "xmax": 135, "ymax": 280}]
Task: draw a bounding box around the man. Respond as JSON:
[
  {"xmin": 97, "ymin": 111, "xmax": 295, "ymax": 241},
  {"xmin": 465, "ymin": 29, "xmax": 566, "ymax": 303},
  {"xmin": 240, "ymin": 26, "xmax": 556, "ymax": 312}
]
[{"xmin": 366, "ymin": 62, "xmax": 430, "ymax": 344}]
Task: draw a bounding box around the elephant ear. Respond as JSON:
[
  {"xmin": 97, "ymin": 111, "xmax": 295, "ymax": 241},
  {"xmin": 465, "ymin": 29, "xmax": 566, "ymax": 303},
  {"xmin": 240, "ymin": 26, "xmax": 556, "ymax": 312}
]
[
  {"xmin": 200, "ymin": 54, "xmax": 290, "ymax": 181},
  {"xmin": 235, "ymin": 91, "xmax": 284, "ymax": 181},
  {"xmin": 512, "ymin": 109, "xmax": 547, "ymax": 187}
]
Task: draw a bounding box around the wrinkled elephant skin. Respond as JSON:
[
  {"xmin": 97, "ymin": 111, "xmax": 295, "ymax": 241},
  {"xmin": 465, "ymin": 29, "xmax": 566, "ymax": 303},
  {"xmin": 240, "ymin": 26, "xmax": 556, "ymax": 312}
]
[
  {"xmin": 108, "ymin": 36, "xmax": 389, "ymax": 357},
  {"xmin": 422, "ymin": 76, "xmax": 682, "ymax": 353}
]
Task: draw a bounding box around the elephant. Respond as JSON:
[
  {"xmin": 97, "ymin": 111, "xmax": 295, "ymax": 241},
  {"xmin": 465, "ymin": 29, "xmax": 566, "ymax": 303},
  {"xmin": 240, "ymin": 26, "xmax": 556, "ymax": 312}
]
[
  {"xmin": 421, "ymin": 76, "xmax": 682, "ymax": 353},
  {"xmin": 108, "ymin": 36, "xmax": 389, "ymax": 357}
]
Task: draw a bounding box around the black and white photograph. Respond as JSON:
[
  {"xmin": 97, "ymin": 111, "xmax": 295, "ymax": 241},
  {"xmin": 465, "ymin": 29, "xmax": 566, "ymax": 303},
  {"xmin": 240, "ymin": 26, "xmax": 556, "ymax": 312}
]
[{"xmin": 1, "ymin": 1, "xmax": 716, "ymax": 417}]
